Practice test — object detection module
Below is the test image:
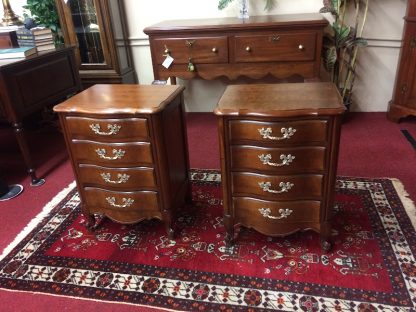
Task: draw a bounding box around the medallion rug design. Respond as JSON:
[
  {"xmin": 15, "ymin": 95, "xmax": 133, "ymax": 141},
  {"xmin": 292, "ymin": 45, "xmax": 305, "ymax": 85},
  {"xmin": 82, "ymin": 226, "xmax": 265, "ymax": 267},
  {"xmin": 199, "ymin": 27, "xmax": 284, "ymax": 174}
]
[{"xmin": 0, "ymin": 169, "xmax": 415, "ymax": 311}]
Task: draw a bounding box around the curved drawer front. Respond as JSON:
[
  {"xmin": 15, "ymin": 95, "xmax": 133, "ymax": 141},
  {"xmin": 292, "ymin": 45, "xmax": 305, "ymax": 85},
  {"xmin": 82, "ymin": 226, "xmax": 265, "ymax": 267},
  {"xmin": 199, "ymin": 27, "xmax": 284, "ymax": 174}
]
[
  {"xmin": 231, "ymin": 172, "xmax": 323, "ymax": 200},
  {"xmin": 153, "ymin": 36, "xmax": 228, "ymax": 64},
  {"xmin": 78, "ymin": 164, "xmax": 156, "ymax": 189},
  {"xmin": 84, "ymin": 187, "xmax": 159, "ymax": 212},
  {"xmin": 231, "ymin": 145, "xmax": 325, "ymax": 173},
  {"xmin": 233, "ymin": 197, "xmax": 321, "ymax": 234},
  {"xmin": 71, "ymin": 140, "xmax": 153, "ymax": 166},
  {"xmin": 234, "ymin": 32, "xmax": 316, "ymax": 62},
  {"xmin": 229, "ymin": 119, "xmax": 328, "ymax": 145},
  {"xmin": 66, "ymin": 117, "xmax": 149, "ymax": 141}
]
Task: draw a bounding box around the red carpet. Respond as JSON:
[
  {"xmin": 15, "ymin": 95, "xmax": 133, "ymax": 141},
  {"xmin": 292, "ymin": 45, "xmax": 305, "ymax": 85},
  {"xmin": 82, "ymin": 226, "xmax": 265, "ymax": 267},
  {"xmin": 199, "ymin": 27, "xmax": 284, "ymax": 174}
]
[
  {"xmin": 1, "ymin": 169, "xmax": 415, "ymax": 311},
  {"xmin": 0, "ymin": 112, "xmax": 415, "ymax": 311}
]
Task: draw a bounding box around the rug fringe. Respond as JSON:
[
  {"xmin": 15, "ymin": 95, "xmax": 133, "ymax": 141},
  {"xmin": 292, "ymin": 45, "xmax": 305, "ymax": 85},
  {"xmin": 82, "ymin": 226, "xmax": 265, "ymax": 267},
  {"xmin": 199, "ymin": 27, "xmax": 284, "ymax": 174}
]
[
  {"xmin": 391, "ymin": 178, "xmax": 416, "ymax": 230},
  {"xmin": 0, "ymin": 181, "xmax": 76, "ymax": 261}
]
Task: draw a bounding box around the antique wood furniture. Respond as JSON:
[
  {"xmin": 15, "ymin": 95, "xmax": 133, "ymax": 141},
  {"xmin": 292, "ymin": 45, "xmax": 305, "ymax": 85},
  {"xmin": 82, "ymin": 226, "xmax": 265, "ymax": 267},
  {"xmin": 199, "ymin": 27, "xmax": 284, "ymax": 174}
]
[
  {"xmin": 387, "ymin": 0, "xmax": 416, "ymax": 122},
  {"xmin": 214, "ymin": 82, "xmax": 345, "ymax": 251},
  {"xmin": 0, "ymin": 30, "xmax": 18, "ymax": 48},
  {"xmin": 0, "ymin": 46, "xmax": 81, "ymax": 185},
  {"xmin": 53, "ymin": 84, "xmax": 191, "ymax": 238},
  {"xmin": 144, "ymin": 13, "xmax": 328, "ymax": 83},
  {"xmin": 54, "ymin": 0, "xmax": 136, "ymax": 88}
]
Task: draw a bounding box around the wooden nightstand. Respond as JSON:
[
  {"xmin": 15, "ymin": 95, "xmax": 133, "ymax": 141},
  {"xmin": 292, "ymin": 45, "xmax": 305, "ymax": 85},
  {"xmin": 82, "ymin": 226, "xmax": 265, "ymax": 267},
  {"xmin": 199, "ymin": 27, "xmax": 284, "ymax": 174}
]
[
  {"xmin": 214, "ymin": 83, "xmax": 345, "ymax": 251},
  {"xmin": 53, "ymin": 84, "xmax": 191, "ymax": 239}
]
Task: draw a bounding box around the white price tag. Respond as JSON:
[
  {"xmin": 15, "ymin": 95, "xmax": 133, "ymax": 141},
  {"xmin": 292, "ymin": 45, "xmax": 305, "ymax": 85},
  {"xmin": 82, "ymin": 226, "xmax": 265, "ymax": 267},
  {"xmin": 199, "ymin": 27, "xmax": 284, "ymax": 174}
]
[{"xmin": 162, "ymin": 55, "xmax": 174, "ymax": 69}]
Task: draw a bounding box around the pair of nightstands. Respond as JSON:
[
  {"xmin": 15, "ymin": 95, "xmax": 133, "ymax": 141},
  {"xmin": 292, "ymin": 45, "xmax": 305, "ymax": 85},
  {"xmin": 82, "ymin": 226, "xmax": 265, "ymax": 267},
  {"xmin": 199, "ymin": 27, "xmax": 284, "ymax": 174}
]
[{"xmin": 54, "ymin": 82, "xmax": 344, "ymax": 250}]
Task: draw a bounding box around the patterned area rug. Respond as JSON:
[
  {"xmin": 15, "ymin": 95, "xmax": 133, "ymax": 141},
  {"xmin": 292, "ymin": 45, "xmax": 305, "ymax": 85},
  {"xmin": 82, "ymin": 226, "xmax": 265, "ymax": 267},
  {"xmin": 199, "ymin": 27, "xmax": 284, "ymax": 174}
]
[{"xmin": 1, "ymin": 169, "xmax": 415, "ymax": 312}]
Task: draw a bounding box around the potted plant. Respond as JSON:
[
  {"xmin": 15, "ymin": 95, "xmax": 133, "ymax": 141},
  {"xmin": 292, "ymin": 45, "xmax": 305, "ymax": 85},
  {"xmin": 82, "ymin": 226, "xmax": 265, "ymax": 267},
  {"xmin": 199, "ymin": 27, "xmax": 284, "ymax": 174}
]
[
  {"xmin": 319, "ymin": 0, "xmax": 369, "ymax": 110},
  {"xmin": 23, "ymin": 0, "xmax": 63, "ymax": 45}
]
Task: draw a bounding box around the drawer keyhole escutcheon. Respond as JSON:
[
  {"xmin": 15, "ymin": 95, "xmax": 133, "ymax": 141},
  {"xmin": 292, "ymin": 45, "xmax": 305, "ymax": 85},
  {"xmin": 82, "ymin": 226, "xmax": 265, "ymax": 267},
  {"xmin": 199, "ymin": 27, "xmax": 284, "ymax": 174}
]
[
  {"xmin": 106, "ymin": 197, "xmax": 134, "ymax": 208},
  {"xmin": 270, "ymin": 36, "xmax": 280, "ymax": 42},
  {"xmin": 259, "ymin": 181, "xmax": 294, "ymax": 194},
  {"xmin": 258, "ymin": 153, "xmax": 295, "ymax": 167},
  {"xmin": 89, "ymin": 123, "xmax": 121, "ymax": 136},
  {"xmin": 95, "ymin": 148, "xmax": 126, "ymax": 160},
  {"xmin": 186, "ymin": 40, "xmax": 196, "ymax": 47},
  {"xmin": 101, "ymin": 173, "xmax": 130, "ymax": 184},
  {"xmin": 259, "ymin": 208, "xmax": 293, "ymax": 219},
  {"xmin": 259, "ymin": 127, "xmax": 296, "ymax": 140}
]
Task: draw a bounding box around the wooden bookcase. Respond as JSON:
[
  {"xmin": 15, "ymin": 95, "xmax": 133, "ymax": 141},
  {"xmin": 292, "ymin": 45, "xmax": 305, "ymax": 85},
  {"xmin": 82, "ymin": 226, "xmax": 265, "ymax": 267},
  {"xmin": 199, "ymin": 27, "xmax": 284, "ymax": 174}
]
[{"xmin": 55, "ymin": 0, "xmax": 136, "ymax": 88}]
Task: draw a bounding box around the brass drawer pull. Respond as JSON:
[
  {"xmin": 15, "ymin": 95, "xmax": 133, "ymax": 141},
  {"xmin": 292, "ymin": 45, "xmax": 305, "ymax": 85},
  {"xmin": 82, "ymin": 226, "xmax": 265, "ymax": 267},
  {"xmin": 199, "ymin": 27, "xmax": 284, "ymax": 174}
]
[
  {"xmin": 245, "ymin": 46, "xmax": 251, "ymax": 52},
  {"xmin": 259, "ymin": 181, "xmax": 294, "ymax": 194},
  {"xmin": 212, "ymin": 47, "xmax": 218, "ymax": 53},
  {"xmin": 100, "ymin": 173, "xmax": 130, "ymax": 184},
  {"xmin": 258, "ymin": 153, "xmax": 295, "ymax": 167},
  {"xmin": 259, "ymin": 208, "xmax": 293, "ymax": 219},
  {"xmin": 258, "ymin": 127, "xmax": 296, "ymax": 140},
  {"xmin": 106, "ymin": 197, "xmax": 134, "ymax": 208},
  {"xmin": 298, "ymin": 44, "xmax": 304, "ymax": 50},
  {"xmin": 95, "ymin": 148, "xmax": 125, "ymax": 160},
  {"xmin": 89, "ymin": 123, "xmax": 121, "ymax": 136}
]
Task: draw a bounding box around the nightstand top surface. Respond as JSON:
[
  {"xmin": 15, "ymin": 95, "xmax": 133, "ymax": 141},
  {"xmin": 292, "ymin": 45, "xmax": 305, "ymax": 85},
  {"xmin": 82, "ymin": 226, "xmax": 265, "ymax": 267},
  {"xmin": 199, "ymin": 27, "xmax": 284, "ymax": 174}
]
[
  {"xmin": 214, "ymin": 82, "xmax": 345, "ymax": 117},
  {"xmin": 53, "ymin": 84, "xmax": 184, "ymax": 115}
]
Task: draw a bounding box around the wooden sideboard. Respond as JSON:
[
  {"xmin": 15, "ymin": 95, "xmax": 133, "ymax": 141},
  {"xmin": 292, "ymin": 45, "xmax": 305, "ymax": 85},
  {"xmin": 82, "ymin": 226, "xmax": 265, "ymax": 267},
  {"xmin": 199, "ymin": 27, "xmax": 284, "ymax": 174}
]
[
  {"xmin": 387, "ymin": 1, "xmax": 416, "ymax": 122},
  {"xmin": 214, "ymin": 83, "xmax": 345, "ymax": 251},
  {"xmin": 0, "ymin": 46, "xmax": 81, "ymax": 185},
  {"xmin": 144, "ymin": 14, "xmax": 328, "ymax": 83}
]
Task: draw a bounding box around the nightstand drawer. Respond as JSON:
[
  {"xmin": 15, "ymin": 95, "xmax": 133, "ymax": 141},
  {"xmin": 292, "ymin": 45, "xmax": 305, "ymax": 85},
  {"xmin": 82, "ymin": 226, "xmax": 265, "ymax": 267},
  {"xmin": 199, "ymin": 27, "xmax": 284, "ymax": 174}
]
[
  {"xmin": 71, "ymin": 140, "xmax": 153, "ymax": 166},
  {"xmin": 153, "ymin": 36, "xmax": 228, "ymax": 64},
  {"xmin": 231, "ymin": 172, "xmax": 323, "ymax": 200},
  {"xmin": 84, "ymin": 187, "xmax": 159, "ymax": 213},
  {"xmin": 233, "ymin": 197, "xmax": 321, "ymax": 224},
  {"xmin": 231, "ymin": 145, "xmax": 325, "ymax": 173},
  {"xmin": 234, "ymin": 32, "xmax": 316, "ymax": 62},
  {"xmin": 229, "ymin": 119, "xmax": 328, "ymax": 145},
  {"xmin": 78, "ymin": 164, "xmax": 156, "ymax": 189},
  {"xmin": 66, "ymin": 117, "xmax": 149, "ymax": 142}
]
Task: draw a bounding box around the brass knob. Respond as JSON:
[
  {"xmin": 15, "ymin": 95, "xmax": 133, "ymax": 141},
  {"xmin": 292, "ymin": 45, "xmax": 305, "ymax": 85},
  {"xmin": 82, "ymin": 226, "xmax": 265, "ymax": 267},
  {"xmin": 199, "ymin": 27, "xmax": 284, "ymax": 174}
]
[
  {"xmin": 212, "ymin": 47, "xmax": 218, "ymax": 53},
  {"xmin": 245, "ymin": 46, "xmax": 251, "ymax": 52},
  {"xmin": 298, "ymin": 45, "xmax": 304, "ymax": 50},
  {"xmin": 164, "ymin": 48, "xmax": 170, "ymax": 54}
]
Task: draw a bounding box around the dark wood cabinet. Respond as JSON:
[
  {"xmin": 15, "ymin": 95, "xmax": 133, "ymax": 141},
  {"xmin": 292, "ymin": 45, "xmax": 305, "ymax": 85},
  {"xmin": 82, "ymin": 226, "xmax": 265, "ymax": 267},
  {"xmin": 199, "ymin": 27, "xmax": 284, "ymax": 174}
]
[
  {"xmin": 144, "ymin": 14, "xmax": 328, "ymax": 83},
  {"xmin": 387, "ymin": 0, "xmax": 416, "ymax": 122},
  {"xmin": 55, "ymin": 0, "xmax": 136, "ymax": 88},
  {"xmin": 214, "ymin": 83, "xmax": 345, "ymax": 251},
  {"xmin": 53, "ymin": 85, "xmax": 191, "ymax": 238}
]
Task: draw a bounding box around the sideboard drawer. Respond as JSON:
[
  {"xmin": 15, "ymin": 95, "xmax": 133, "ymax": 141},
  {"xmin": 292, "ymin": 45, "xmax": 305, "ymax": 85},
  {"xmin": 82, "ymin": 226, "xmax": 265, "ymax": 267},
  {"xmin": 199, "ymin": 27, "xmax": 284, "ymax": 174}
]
[
  {"xmin": 153, "ymin": 36, "xmax": 228, "ymax": 64},
  {"xmin": 66, "ymin": 117, "xmax": 149, "ymax": 141},
  {"xmin": 234, "ymin": 32, "xmax": 316, "ymax": 62},
  {"xmin": 229, "ymin": 119, "xmax": 328, "ymax": 144}
]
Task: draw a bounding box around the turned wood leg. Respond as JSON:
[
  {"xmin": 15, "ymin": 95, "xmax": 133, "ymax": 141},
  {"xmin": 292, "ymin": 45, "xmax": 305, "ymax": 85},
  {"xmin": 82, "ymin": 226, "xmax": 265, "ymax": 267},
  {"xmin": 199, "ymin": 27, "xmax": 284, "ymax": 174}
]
[
  {"xmin": 12, "ymin": 122, "xmax": 45, "ymax": 186},
  {"xmin": 163, "ymin": 210, "xmax": 175, "ymax": 240},
  {"xmin": 320, "ymin": 222, "xmax": 332, "ymax": 253},
  {"xmin": 223, "ymin": 213, "xmax": 234, "ymax": 248}
]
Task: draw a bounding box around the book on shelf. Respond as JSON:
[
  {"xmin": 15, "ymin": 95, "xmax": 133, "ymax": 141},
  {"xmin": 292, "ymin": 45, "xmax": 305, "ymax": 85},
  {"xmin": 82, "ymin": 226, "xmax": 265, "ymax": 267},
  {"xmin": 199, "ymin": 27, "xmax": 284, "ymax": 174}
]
[
  {"xmin": 16, "ymin": 27, "xmax": 53, "ymax": 41},
  {"xmin": 36, "ymin": 44, "xmax": 55, "ymax": 52},
  {"xmin": 0, "ymin": 47, "xmax": 37, "ymax": 59},
  {"xmin": 17, "ymin": 38, "xmax": 54, "ymax": 47}
]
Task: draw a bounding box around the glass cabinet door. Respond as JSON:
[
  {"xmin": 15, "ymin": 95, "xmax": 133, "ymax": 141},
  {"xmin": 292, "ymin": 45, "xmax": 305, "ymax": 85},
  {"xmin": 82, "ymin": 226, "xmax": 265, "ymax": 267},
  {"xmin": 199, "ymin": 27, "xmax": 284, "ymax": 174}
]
[{"xmin": 68, "ymin": 0, "xmax": 105, "ymax": 64}]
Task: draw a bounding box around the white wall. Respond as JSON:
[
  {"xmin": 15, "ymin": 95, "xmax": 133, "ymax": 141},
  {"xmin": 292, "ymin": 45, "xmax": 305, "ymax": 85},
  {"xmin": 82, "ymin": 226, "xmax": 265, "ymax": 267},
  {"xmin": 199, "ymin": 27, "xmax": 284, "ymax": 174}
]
[
  {"xmin": 2, "ymin": 0, "xmax": 406, "ymax": 112},
  {"xmin": 124, "ymin": 0, "xmax": 407, "ymax": 112}
]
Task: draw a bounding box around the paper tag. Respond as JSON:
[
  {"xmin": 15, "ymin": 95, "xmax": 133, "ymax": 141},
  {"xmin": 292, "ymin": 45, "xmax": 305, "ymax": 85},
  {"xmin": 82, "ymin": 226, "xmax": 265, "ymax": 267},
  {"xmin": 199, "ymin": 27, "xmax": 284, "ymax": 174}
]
[{"xmin": 162, "ymin": 55, "xmax": 174, "ymax": 69}]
